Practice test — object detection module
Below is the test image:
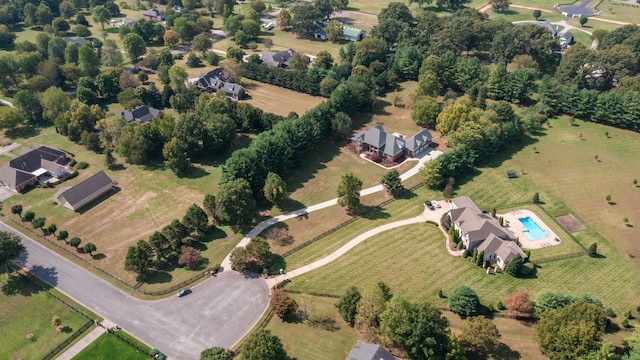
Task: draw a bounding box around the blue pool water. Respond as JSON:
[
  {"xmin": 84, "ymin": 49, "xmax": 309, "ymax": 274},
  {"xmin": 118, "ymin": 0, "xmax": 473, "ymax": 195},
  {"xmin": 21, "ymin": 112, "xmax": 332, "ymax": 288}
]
[{"xmin": 519, "ymin": 217, "xmax": 547, "ymax": 240}]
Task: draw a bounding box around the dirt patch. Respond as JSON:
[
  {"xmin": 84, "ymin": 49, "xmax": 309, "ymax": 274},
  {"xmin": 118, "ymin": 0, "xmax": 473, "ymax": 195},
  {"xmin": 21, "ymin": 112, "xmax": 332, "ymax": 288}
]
[
  {"xmin": 330, "ymin": 10, "xmax": 378, "ymax": 29},
  {"xmin": 555, "ymin": 214, "xmax": 586, "ymax": 232}
]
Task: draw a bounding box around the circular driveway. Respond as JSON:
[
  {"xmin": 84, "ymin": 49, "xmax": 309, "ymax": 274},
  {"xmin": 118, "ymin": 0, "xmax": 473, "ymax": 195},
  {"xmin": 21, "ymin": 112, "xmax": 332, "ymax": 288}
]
[{"xmin": 5, "ymin": 222, "xmax": 269, "ymax": 360}]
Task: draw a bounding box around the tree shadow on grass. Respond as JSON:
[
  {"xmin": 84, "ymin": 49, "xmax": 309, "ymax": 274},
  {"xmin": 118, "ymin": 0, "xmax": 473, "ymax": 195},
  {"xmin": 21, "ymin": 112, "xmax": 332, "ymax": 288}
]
[
  {"xmin": 1, "ymin": 273, "xmax": 37, "ymax": 296},
  {"xmin": 5, "ymin": 125, "xmax": 40, "ymax": 139},
  {"xmin": 61, "ymin": 326, "xmax": 73, "ymax": 333},
  {"xmin": 199, "ymin": 227, "xmax": 227, "ymax": 243},
  {"xmin": 360, "ymin": 206, "xmax": 391, "ymax": 220},
  {"xmin": 307, "ymin": 316, "xmax": 340, "ymax": 331},
  {"xmin": 277, "ymin": 198, "xmax": 307, "ymax": 213},
  {"xmin": 145, "ymin": 271, "xmax": 173, "ymax": 285},
  {"xmin": 284, "ymin": 139, "xmax": 343, "ymax": 194},
  {"xmin": 266, "ymin": 254, "xmax": 286, "ymax": 274},
  {"xmin": 92, "ymin": 253, "xmax": 107, "ymax": 260},
  {"xmin": 491, "ymin": 343, "xmax": 521, "ymax": 360},
  {"xmin": 181, "ymin": 165, "xmax": 210, "ymax": 179}
]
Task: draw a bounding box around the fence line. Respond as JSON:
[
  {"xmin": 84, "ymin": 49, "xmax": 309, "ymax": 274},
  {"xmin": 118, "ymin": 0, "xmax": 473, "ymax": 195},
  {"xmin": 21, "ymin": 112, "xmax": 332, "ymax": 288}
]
[
  {"xmin": 8, "ymin": 216, "xmax": 216, "ymax": 296},
  {"xmin": 278, "ymin": 183, "xmax": 425, "ymax": 260},
  {"xmin": 283, "ymin": 289, "xmax": 341, "ymax": 298},
  {"xmin": 533, "ymin": 204, "xmax": 588, "ymax": 252},
  {"xmin": 41, "ymin": 320, "xmax": 94, "ymax": 360}
]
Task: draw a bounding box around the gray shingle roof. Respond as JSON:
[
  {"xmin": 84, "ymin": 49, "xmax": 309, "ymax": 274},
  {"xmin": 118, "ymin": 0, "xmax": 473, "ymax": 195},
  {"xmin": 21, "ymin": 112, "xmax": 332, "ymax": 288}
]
[
  {"xmin": 450, "ymin": 196, "xmax": 514, "ymax": 242},
  {"xmin": 261, "ymin": 49, "xmax": 295, "ymax": 67},
  {"xmin": 347, "ymin": 341, "xmax": 396, "ymax": 360},
  {"xmin": 55, "ymin": 171, "xmax": 113, "ymax": 208},
  {"xmin": 118, "ymin": 105, "xmax": 160, "ymax": 123},
  {"xmin": 405, "ymin": 128, "xmax": 432, "ymax": 152},
  {"xmin": 383, "ymin": 133, "xmax": 404, "ymax": 157}
]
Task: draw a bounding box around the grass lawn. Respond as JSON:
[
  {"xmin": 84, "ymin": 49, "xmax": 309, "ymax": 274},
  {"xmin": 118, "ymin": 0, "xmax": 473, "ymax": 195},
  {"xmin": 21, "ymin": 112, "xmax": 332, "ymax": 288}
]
[
  {"xmin": 72, "ymin": 331, "xmax": 151, "ymax": 360},
  {"xmin": 242, "ymin": 78, "xmax": 325, "ymax": 117},
  {"xmin": 214, "ymin": 29, "xmax": 346, "ymax": 57},
  {"xmin": 1, "ymin": 127, "xmax": 241, "ymax": 287},
  {"xmin": 265, "ymin": 294, "xmax": 359, "ymax": 360},
  {"xmin": 569, "ymin": 18, "xmax": 623, "ymax": 31},
  {"xmin": 591, "ymin": 2, "xmax": 640, "ymax": 24},
  {"xmin": 486, "ymin": 8, "xmax": 564, "ymax": 22},
  {"xmin": 283, "ymin": 185, "xmax": 440, "ymax": 270},
  {"xmin": 0, "ymin": 270, "xmax": 97, "ymax": 360},
  {"xmin": 571, "ymin": 30, "xmax": 593, "ymax": 46}
]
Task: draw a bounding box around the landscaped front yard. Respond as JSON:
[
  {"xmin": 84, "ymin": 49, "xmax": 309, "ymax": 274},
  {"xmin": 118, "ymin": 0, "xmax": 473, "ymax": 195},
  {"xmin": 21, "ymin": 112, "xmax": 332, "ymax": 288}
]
[{"xmin": 72, "ymin": 332, "xmax": 150, "ymax": 360}]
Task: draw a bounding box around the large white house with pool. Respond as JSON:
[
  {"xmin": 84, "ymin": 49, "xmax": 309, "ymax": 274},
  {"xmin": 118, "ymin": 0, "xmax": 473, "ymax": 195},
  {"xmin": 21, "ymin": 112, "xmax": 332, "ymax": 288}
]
[{"xmin": 448, "ymin": 196, "xmax": 528, "ymax": 269}]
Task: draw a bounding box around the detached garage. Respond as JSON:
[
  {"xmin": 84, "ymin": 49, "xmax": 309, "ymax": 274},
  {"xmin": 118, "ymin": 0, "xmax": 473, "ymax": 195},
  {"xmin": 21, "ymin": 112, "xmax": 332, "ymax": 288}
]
[{"xmin": 55, "ymin": 171, "xmax": 114, "ymax": 212}]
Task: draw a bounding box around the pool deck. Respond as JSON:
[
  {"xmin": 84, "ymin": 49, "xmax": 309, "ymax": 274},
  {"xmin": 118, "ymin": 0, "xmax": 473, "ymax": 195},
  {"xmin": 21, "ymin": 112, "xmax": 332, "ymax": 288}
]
[{"xmin": 500, "ymin": 209, "xmax": 561, "ymax": 250}]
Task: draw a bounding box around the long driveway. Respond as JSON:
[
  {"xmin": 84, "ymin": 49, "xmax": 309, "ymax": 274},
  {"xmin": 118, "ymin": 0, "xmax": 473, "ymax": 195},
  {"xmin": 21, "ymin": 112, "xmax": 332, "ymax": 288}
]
[
  {"xmin": 2, "ymin": 222, "xmax": 269, "ymax": 360},
  {"xmin": 220, "ymin": 149, "xmax": 443, "ymax": 271}
]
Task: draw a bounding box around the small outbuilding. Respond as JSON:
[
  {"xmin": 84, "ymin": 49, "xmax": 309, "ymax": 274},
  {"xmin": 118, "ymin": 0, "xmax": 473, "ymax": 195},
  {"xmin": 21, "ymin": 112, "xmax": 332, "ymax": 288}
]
[{"xmin": 55, "ymin": 171, "xmax": 114, "ymax": 212}]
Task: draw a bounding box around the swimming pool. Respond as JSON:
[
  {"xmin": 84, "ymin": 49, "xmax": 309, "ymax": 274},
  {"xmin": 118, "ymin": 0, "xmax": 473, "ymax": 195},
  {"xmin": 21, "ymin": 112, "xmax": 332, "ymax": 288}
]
[{"xmin": 519, "ymin": 217, "xmax": 547, "ymax": 240}]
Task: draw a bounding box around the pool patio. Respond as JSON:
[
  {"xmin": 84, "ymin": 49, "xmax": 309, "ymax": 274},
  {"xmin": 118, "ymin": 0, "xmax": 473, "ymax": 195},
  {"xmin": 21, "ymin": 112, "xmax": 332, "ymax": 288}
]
[{"xmin": 501, "ymin": 209, "xmax": 561, "ymax": 250}]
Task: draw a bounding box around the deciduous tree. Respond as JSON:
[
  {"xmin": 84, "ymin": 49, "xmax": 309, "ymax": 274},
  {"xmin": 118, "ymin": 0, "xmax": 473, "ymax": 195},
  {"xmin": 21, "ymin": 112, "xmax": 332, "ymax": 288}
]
[
  {"xmin": 123, "ymin": 33, "xmax": 146, "ymax": 62},
  {"xmin": 68, "ymin": 236, "xmax": 81, "ymax": 248},
  {"xmin": 91, "ymin": 5, "xmax": 111, "ymax": 29},
  {"xmin": 200, "ymin": 347, "xmax": 232, "ymax": 360},
  {"xmin": 270, "ymin": 289, "xmax": 298, "ymax": 320},
  {"xmin": 178, "ymin": 246, "xmax": 201, "ymax": 268},
  {"xmin": 215, "ymin": 178, "xmax": 256, "ymax": 225},
  {"xmin": 0, "ymin": 231, "xmax": 24, "ymax": 276},
  {"xmin": 459, "ymin": 316, "xmax": 501, "ymax": 357},
  {"xmin": 506, "ymin": 291, "xmax": 533, "ymax": 318},
  {"xmin": 183, "ymin": 204, "xmax": 209, "ymax": 235},
  {"xmin": 163, "ymin": 137, "xmax": 191, "ymax": 176},
  {"xmin": 83, "ymin": 242, "xmax": 97, "ymax": 255},
  {"xmin": 124, "ymin": 239, "xmax": 155, "ymax": 279},
  {"xmin": 337, "ymin": 173, "xmax": 363, "ymax": 212},
  {"xmin": 0, "ymin": 107, "xmax": 25, "ymax": 130},
  {"xmin": 325, "ymin": 19, "xmax": 343, "ymax": 43},
  {"xmin": 241, "ymin": 329, "xmax": 292, "ymax": 360},
  {"xmin": 263, "ymin": 172, "xmax": 287, "ymax": 205},
  {"xmin": 412, "ymin": 96, "xmax": 440, "ymax": 128}
]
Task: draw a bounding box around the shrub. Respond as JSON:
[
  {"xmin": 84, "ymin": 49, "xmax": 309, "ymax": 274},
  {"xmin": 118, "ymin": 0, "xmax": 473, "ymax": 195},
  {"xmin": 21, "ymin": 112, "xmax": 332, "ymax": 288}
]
[
  {"xmin": 76, "ymin": 161, "xmax": 89, "ymax": 169},
  {"xmin": 186, "ymin": 53, "xmax": 202, "ymax": 68},
  {"xmin": 137, "ymin": 72, "xmax": 148, "ymax": 82},
  {"xmin": 438, "ymin": 289, "xmax": 444, "ymax": 298},
  {"xmin": 496, "ymin": 300, "xmax": 505, "ymax": 310},
  {"xmin": 462, "ymin": 249, "xmax": 469, "ymax": 258},
  {"xmin": 622, "ymin": 319, "xmax": 630, "ymax": 327},
  {"xmin": 456, "ymin": 242, "xmax": 463, "ymax": 250},
  {"xmin": 69, "ymin": 237, "xmax": 81, "ymax": 248},
  {"xmin": 270, "ymin": 289, "xmax": 298, "ymax": 320},
  {"xmin": 587, "ymin": 243, "xmax": 598, "ymax": 257},
  {"xmin": 448, "ymin": 285, "xmax": 480, "ymax": 316},
  {"xmin": 606, "ymin": 307, "xmax": 616, "ymax": 318},
  {"xmin": 22, "ymin": 211, "xmax": 35, "ymax": 222},
  {"xmin": 625, "ymin": 310, "xmax": 632, "ymax": 319},
  {"xmin": 206, "ymin": 51, "xmax": 221, "ymax": 66},
  {"xmin": 32, "ymin": 217, "xmax": 46, "ymax": 229},
  {"xmin": 532, "ymin": 192, "xmax": 540, "ymax": 204}
]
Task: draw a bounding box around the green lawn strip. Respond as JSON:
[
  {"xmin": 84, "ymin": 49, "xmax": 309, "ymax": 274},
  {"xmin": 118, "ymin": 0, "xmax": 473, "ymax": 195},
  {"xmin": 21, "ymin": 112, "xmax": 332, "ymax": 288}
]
[
  {"xmin": 72, "ymin": 331, "xmax": 151, "ymax": 360},
  {"xmin": 265, "ymin": 294, "xmax": 359, "ymax": 360},
  {"xmin": 288, "ymin": 222, "xmax": 640, "ymax": 318},
  {"xmin": 568, "ymin": 17, "xmax": 623, "ymax": 31},
  {"xmin": 283, "ymin": 186, "xmax": 437, "ymax": 270},
  {"xmin": 487, "ymin": 8, "xmax": 564, "ymax": 22},
  {"xmin": 0, "ymin": 269, "xmax": 99, "ymax": 360},
  {"xmin": 571, "ymin": 30, "xmax": 593, "ymax": 46},
  {"xmin": 591, "ymin": 2, "xmax": 640, "ymax": 24}
]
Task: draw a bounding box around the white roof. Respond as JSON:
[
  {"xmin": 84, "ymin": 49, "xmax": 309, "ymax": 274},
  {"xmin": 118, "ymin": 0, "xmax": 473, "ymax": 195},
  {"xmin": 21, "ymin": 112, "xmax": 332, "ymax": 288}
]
[{"xmin": 32, "ymin": 168, "xmax": 48, "ymax": 177}]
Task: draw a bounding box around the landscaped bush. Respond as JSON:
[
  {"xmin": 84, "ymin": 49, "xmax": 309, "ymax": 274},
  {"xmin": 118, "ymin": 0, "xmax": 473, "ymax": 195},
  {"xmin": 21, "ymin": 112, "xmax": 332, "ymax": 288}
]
[
  {"xmin": 76, "ymin": 161, "xmax": 89, "ymax": 169},
  {"xmin": 22, "ymin": 211, "xmax": 35, "ymax": 222}
]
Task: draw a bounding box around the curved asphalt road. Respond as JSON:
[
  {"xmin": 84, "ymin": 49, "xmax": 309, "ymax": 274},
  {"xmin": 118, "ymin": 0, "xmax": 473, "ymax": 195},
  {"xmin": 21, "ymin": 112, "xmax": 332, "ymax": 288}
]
[{"xmin": 2, "ymin": 222, "xmax": 269, "ymax": 360}]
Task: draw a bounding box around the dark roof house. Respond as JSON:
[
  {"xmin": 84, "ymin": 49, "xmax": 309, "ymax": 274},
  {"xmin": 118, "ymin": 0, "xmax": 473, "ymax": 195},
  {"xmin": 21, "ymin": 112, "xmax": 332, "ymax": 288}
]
[
  {"xmin": 143, "ymin": 8, "xmax": 164, "ymax": 21},
  {"xmin": 449, "ymin": 196, "xmax": 527, "ymax": 269},
  {"xmin": 54, "ymin": 171, "xmax": 114, "ymax": 211},
  {"xmin": 559, "ymin": 30, "xmax": 574, "ymax": 46},
  {"xmin": 351, "ymin": 125, "xmax": 432, "ymax": 162},
  {"xmin": 118, "ymin": 105, "xmax": 161, "ymax": 123},
  {"xmin": 261, "ymin": 49, "xmax": 296, "ymax": 68},
  {"xmin": 347, "ymin": 341, "xmax": 396, "ymax": 360},
  {"xmin": 0, "ymin": 145, "xmax": 68, "ymax": 193},
  {"xmin": 221, "ymin": 82, "xmax": 245, "ymax": 100}
]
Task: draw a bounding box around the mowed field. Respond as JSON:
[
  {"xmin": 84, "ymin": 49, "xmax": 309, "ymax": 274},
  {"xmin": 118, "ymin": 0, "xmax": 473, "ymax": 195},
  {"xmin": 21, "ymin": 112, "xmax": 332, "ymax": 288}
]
[
  {"xmin": 242, "ymin": 79, "xmax": 325, "ymax": 117},
  {"xmin": 72, "ymin": 332, "xmax": 150, "ymax": 360},
  {"xmin": 1, "ymin": 127, "xmax": 240, "ymax": 287},
  {"xmin": 266, "ymin": 294, "xmax": 359, "ymax": 360},
  {"xmin": 0, "ymin": 271, "xmax": 96, "ymax": 360}
]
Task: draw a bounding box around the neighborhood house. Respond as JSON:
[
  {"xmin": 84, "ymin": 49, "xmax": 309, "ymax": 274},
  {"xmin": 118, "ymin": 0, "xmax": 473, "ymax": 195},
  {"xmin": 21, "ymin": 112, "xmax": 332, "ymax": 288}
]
[
  {"xmin": 0, "ymin": 145, "xmax": 69, "ymax": 193},
  {"xmin": 261, "ymin": 49, "xmax": 296, "ymax": 68},
  {"xmin": 54, "ymin": 170, "xmax": 115, "ymax": 211},
  {"xmin": 118, "ymin": 105, "xmax": 161, "ymax": 123},
  {"xmin": 143, "ymin": 8, "xmax": 164, "ymax": 21},
  {"xmin": 192, "ymin": 68, "xmax": 246, "ymax": 100},
  {"xmin": 351, "ymin": 125, "xmax": 432, "ymax": 162},
  {"xmin": 347, "ymin": 341, "xmax": 397, "ymax": 360},
  {"xmin": 448, "ymin": 196, "xmax": 527, "ymax": 269},
  {"xmin": 314, "ymin": 21, "xmax": 366, "ymax": 42}
]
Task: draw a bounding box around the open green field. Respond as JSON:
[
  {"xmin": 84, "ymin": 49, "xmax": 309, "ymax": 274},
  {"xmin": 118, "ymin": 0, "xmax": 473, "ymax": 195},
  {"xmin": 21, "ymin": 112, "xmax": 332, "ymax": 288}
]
[
  {"xmin": 591, "ymin": 1, "xmax": 640, "ymax": 25},
  {"xmin": 288, "ymin": 219, "xmax": 639, "ymax": 319},
  {"xmin": 569, "ymin": 17, "xmax": 624, "ymax": 31},
  {"xmin": 1, "ymin": 127, "xmax": 241, "ymax": 287},
  {"xmin": 242, "ymin": 78, "xmax": 325, "ymax": 117},
  {"xmin": 266, "ymin": 294, "xmax": 359, "ymax": 360},
  {"xmin": 571, "ymin": 29, "xmax": 593, "ymax": 46},
  {"xmin": 0, "ymin": 270, "xmax": 97, "ymax": 360},
  {"xmin": 486, "ymin": 8, "xmax": 564, "ymax": 22},
  {"xmin": 72, "ymin": 332, "xmax": 150, "ymax": 360},
  {"xmin": 283, "ymin": 185, "xmax": 440, "ymax": 269}
]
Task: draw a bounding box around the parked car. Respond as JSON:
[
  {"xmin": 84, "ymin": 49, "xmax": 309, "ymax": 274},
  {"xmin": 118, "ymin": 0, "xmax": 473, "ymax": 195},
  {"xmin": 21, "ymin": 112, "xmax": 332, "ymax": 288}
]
[
  {"xmin": 432, "ymin": 200, "xmax": 441, "ymax": 208},
  {"xmin": 177, "ymin": 288, "xmax": 191, "ymax": 297},
  {"xmin": 263, "ymin": 22, "xmax": 274, "ymax": 30},
  {"xmin": 424, "ymin": 201, "xmax": 435, "ymax": 210}
]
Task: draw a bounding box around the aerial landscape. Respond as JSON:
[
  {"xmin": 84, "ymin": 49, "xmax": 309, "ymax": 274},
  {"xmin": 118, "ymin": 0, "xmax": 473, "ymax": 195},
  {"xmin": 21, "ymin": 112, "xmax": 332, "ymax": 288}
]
[{"xmin": 0, "ymin": 0, "xmax": 639, "ymax": 358}]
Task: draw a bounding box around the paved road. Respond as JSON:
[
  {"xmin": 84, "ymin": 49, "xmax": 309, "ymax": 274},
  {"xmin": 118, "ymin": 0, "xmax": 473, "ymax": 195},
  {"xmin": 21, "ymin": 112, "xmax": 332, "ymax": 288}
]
[
  {"xmin": 3, "ymin": 222, "xmax": 269, "ymax": 360},
  {"xmin": 559, "ymin": 0, "xmax": 596, "ymax": 17},
  {"xmin": 220, "ymin": 148, "xmax": 443, "ymax": 272}
]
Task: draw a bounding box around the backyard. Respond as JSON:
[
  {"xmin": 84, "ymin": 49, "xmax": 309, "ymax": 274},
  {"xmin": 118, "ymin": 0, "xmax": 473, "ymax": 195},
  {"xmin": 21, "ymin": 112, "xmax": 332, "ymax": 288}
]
[
  {"xmin": 1, "ymin": 127, "xmax": 242, "ymax": 288},
  {"xmin": 0, "ymin": 270, "xmax": 98, "ymax": 360}
]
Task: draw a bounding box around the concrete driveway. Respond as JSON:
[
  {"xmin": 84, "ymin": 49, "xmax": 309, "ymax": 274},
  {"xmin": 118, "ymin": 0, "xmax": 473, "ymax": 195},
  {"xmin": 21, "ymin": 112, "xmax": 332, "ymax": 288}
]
[{"xmin": 2, "ymin": 222, "xmax": 269, "ymax": 360}]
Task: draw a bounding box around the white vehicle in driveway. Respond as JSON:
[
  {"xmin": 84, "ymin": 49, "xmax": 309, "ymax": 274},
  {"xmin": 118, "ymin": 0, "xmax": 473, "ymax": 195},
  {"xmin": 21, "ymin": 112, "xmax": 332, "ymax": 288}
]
[
  {"xmin": 262, "ymin": 22, "xmax": 274, "ymax": 30},
  {"xmin": 431, "ymin": 200, "xmax": 441, "ymax": 208}
]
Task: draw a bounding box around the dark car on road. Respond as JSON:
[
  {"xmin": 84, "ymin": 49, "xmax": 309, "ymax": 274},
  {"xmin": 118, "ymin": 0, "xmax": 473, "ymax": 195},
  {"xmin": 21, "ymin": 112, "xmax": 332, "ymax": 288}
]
[
  {"xmin": 177, "ymin": 288, "xmax": 191, "ymax": 297},
  {"xmin": 424, "ymin": 201, "xmax": 435, "ymax": 210}
]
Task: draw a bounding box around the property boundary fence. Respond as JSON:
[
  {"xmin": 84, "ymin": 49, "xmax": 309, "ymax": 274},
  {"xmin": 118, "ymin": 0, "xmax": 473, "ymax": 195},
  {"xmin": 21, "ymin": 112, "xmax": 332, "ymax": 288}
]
[
  {"xmin": 278, "ymin": 183, "xmax": 425, "ymax": 260},
  {"xmin": 7, "ymin": 216, "xmax": 216, "ymax": 296},
  {"xmin": 41, "ymin": 320, "xmax": 94, "ymax": 360}
]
